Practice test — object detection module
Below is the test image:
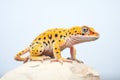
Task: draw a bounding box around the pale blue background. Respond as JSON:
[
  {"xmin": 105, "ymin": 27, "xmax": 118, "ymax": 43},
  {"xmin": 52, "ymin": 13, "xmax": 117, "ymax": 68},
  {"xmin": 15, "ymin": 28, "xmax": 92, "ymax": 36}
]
[{"xmin": 0, "ymin": 0, "xmax": 120, "ymax": 80}]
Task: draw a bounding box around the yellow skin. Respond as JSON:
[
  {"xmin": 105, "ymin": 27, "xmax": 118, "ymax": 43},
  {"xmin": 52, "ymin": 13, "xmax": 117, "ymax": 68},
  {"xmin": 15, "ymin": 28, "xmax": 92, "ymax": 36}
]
[{"xmin": 14, "ymin": 26, "xmax": 99, "ymax": 63}]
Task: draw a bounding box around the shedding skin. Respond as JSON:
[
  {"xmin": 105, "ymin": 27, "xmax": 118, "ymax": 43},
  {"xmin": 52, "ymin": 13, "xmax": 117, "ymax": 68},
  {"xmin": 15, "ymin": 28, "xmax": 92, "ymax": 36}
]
[{"xmin": 14, "ymin": 26, "xmax": 99, "ymax": 63}]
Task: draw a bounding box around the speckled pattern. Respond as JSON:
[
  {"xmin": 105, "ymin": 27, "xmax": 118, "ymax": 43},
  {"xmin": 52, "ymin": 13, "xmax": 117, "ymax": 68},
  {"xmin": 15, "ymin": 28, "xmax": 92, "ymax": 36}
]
[{"xmin": 14, "ymin": 26, "xmax": 99, "ymax": 63}]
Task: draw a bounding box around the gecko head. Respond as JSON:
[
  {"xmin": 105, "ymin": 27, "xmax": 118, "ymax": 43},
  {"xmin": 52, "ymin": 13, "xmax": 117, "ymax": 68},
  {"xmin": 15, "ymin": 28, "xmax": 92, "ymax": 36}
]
[
  {"xmin": 80, "ymin": 26, "xmax": 99, "ymax": 41},
  {"xmin": 69, "ymin": 26, "xmax": 99, "ymax": 44}
]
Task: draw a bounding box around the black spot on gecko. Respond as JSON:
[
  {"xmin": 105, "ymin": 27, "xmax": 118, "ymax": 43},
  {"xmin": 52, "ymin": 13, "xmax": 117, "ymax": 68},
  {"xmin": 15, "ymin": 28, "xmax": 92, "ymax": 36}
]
[
  {"xmin": 55, "ymin": 48, "xmax": 57, "ymax": 50},
  {"xmin": 55, "ymin": 34, "xmax": 58, "ymax": 37},
  {"xmin": 40, "ymin": 50, "xmax": 42, "ymax": 52},
  {"xmin": 36, "ymin": 50, "xmax": 38, "ymax": 52},
  {"xmin": 48, "ymin": 41, "xmax": 50, "ymax": 44},
  {"xmin": 75, "ymin": 31, "xmax": 77, "ymax": 33},
  {"xmin": 56, "ymin": 52, "xmax": 59, "ymax": 54},
  {"xmin": 59, "ymin": 40, "xmax": 61, "ymax": 42},
  {"xmin": 52, "ymin": 40, "xmax": 55, "ymax": 43},
  {"xmin": 19, "ymin": 53, "xmax": 22, "ymax": 55},
  {"xmin": 66, "ymin": 33, "xmax": 67, "ymax": 36},
  {"xmin": 82, "ymin": 33, "xmax": 84, "ymax": 35},
  {"xmin": 64, "ymin": 36, "xmax": 66, "ymax": 38},
  {"xmin": 43, "ymin": 42, "xmax": 48, "ymax": 46},
  {"xmin": 59, "ymin": 31, "xmax": 61, "ymax": 33},
  {"xmin": 32, "ymin": 47, "xmax": 34, "ymax": 49},
  {"xmin": 48, "ymin": 34, "xmax": 52, "ymax": 39},
  {"xmin": 36, "ymin": 42, "xmax": 39, "ymax": 44},
  {"xmin": 69, "ymin": 32, "xmax": 71, "ymax": 34},
  {"xmin": 60, "ymin": 35, "xmax": 62, "ymax": 38},
  {"xmin": 44, "ymin": 37, "xmax": 46, "ymax": 40},
  {"xmin": 38, "ymin": 38, "xmax": 41, "ymax": 40}
]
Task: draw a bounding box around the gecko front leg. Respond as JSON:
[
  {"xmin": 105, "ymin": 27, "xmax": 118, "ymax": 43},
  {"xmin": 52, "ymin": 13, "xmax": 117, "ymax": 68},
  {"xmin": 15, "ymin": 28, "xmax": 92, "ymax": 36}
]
[
  {"xmin": 51, "ymin": 39, "xmax": 72, "ymax": 64},
  {"xmin": 68, "ymin": 46, "xmax": 84, "ymax": 63}
]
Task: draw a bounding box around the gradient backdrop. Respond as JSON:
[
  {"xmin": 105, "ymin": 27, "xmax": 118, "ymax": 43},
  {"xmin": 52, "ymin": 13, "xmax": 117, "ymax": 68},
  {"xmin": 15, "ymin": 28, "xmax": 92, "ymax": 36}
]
[{"xmin": 0, "ymin": 0, "xmax": 120, "ymax": 80}]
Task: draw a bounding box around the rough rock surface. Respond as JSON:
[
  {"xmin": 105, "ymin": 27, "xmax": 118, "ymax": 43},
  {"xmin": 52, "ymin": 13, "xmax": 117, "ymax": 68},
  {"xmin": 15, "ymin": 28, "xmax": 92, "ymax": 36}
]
[{"xmin": 1, "ymin": 60, "xmax": 100, "ymax": 80}]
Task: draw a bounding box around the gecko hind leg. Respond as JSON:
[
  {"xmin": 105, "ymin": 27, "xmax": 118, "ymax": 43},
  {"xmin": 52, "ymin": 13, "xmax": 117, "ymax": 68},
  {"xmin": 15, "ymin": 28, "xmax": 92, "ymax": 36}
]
[
  {"xmin": 29, "ymin": 43, "xmax": 50, "ymax": 62},
  {"xmin": 30, "ymin": 55, "xmax": 51, "ymax": 62}
]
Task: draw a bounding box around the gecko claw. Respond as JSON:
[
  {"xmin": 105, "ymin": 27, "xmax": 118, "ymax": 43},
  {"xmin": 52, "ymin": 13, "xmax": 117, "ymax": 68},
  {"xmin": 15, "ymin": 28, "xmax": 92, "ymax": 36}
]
[
  {"xmin": 51, "ymin": 58, "xmax": 72, "ymax": 64},
  {"xmin": 67, "ymin": 57, "xmax": 84, "ymax": 63},
  {"xmin": 23, "ymin": 56, "xmax": 30, "ymax": 63}
]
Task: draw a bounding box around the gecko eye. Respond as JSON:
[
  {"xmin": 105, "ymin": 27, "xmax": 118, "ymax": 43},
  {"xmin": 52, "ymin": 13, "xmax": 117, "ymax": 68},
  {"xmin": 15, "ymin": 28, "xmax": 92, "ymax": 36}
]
[{"xmin": 82, "ymin": 26, "xmax": 89, "ymax": 33}]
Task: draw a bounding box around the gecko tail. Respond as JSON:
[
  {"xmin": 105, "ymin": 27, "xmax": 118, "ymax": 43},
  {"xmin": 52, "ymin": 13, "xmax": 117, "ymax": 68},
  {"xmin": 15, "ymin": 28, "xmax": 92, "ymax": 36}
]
[{"xmin": 14, "ymin": 47, "xmax": 30, "ymax": 63}]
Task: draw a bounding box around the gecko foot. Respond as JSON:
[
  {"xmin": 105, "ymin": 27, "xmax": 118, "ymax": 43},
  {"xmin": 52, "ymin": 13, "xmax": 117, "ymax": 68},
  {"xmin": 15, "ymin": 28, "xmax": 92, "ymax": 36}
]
[
  {"xmin": 30, "ymin": 55, "xmax": 51, "ymax": 63},
  {"xmin": 51, "ymin": 58, "xmax": 72, "ymax": 64},
  {"xmin": 23, "ymin": 56, "xmax": 29, "ymax": 63},
  {"xmin": 67, "ymin": 57, "xmax": 84, "ymax": 63}
]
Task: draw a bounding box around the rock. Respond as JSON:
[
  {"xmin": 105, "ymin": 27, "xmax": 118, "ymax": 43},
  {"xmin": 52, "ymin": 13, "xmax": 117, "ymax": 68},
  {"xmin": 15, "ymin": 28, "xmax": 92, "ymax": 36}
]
[{"xmin": 1, "ymin": 60, "xmax": 100, "ymax": 80}]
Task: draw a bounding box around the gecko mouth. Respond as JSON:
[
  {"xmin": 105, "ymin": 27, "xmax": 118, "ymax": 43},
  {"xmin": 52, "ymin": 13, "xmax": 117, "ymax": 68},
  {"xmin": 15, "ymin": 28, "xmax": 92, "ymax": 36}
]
[
  {"xmin": 79, "ymin": 35, "xmax": 99, "ymax": 41},
  {"xmin": 69, "ymin": 35, "xmax": 99, "ymax": 44}
]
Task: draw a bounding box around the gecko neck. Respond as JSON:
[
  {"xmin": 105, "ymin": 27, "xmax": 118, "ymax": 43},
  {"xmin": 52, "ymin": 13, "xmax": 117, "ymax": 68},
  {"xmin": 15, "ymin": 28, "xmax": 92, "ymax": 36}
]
[{"xmin": 65, "ymin": 34, "xmax": 98, "ymax": 48}]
